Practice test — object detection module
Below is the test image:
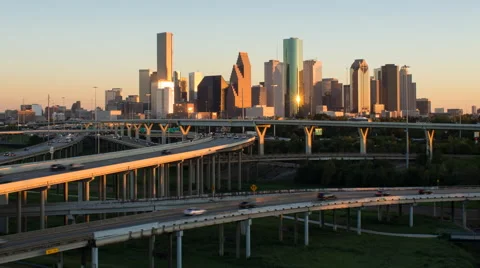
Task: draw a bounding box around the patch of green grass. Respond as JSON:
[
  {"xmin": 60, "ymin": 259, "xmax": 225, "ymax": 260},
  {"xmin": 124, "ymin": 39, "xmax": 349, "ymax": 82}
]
[{"xmin": 8, "ymin": 218, "xmax": 477, "ymax": 268}]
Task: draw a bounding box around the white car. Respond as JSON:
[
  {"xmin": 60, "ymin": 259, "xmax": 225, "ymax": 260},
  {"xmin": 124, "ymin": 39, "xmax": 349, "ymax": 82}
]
[{"xmin": 183, "ymin": 208, "xmax": 206, "ymax": 216}]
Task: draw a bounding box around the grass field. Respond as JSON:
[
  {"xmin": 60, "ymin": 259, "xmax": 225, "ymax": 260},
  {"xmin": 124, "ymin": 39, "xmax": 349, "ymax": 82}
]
[{"xmin": 7, "ymin": 217, "xmax": 477, "ymax": 268}]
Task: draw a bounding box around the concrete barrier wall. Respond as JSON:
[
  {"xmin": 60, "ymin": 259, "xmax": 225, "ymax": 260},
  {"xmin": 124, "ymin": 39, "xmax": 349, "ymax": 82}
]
[{"xmin": 0, "ymin": 137, "xmax": 213, "ymax": 175}]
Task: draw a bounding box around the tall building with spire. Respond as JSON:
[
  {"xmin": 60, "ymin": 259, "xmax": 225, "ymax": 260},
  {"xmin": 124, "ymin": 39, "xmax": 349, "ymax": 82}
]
[
  {"xmin": 283, "ymin": 37, "xmax": 303, "ymax": 117},
  {"xmin": 227, "ymin": 52, "xmax": 251, "ymax": 118},
  {"xmin": 350, "ymin": 59, "xmax": 370, "ymax": 114}
]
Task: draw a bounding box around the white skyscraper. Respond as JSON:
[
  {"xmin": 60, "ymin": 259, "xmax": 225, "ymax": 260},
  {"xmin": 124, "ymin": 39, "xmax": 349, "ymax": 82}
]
[
  {"xmin": 152, "ymin": 81, "xmax": 174, "ymax": 118},
  {"xmin": 264, "ymin": 60, "xmax": 281, "ymax": 107},
  {"xmin": 400, "ymin": 66, "xmax": 416, "ymax": 114},
  {"xmin": 188, "ymin": 72, "xmax": 203, "ymax": 102},
  {"xmin": 31, "ymin": 104, "xmax": 43, "ymax": 116}
]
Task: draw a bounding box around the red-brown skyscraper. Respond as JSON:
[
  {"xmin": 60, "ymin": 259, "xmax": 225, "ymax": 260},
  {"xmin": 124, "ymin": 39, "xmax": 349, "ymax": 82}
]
[{"xmin": 227, "ymin": 52, "xmax": 252, "ymax": 117}]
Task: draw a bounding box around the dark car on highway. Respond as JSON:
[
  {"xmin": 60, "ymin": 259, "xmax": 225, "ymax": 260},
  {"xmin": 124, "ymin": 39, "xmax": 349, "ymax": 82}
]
[
  {"xmin": 239, "ymin": 201, "xmax": 257, "ymax": 209},
  {"xmin": 50, "ymin": 164, "xmax": 66, "ymax": 171},
  {"xmin": 418, "ymin": 189, "xmax": 433, "ymax": 195},
  {"xmin": 317, "ymin": 193, "xmax": 336, "ymax": 200},
  {"xmin": 375, "ymin": 191, "xmax": 391, "ymax": 197},
  {"xmin": 161, "ymin": 150, "xmax": 172, "ymax": 155}
]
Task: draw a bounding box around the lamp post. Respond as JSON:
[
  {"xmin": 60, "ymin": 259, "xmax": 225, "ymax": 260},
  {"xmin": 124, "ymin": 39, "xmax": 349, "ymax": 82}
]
[{"xmin": 93, "ymin": 86, "xmax": 99, "ymax": 154}]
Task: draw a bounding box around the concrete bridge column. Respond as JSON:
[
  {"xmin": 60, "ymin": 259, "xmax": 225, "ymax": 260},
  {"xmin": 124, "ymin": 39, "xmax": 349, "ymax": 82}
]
[
  {"xmin": 122, "ymin": 172, "xmax": 128, "ymax": 201},
  {"xmin": 16, "ymin": 192, "xmax": 22, "ymax": 233},
  {"xmin": 56, "ymin": 252, "xmax": 64, "ymax": 268},
  {"xmin": 120, "ymin": 123, "xmax": 125, "ymax": 136},
  {"xmin": 377, "ymin": 206, "xmax": 382, "ymax": 221},
  {"xmin": 176, "ymin": 230, "xmax": 183, "ymax": 268},
  {"xmin": 159, "ymin": 164, "xmax": 165, "ymax": 197},
  {"xmin": 159, "ymin": 124, "xmax": 169, "ymax": 144},
  {"xmin": 409, "ymin": 205, "xmax": 414, "ymax": 227},
  {"xmin": 358, "ymin": 128, "xmax": 369, "ymax": 154},
  {"xmin": 227, "ymin": 153, "xmax": 232, "ymax": 191},
  {"xmin": 304, "ymin": 126, "xmax": 315, "ymax": 155},
  {"xmin": 217, "ymin": 155, "xmax": 221, "ymax": 190},
  {"xmin": 133, "ymin": 124, "xmax": 141, "ymax": 140},
  {"xmin": 165, "ymin": 164, "xmax": 170, "ymax": 197},
  {"xmin": 425, "ymin": 129, "xmax": 435, "ymax": 162},
  {"xmin": 278, "ymin": 214, "xmax": 283, "ymax": 241},
  {"xmin": 304, "ymin": 212, "xmax": 309, "ymax": 246},
  {"xmin": 91, "ymin": 247, "xmax": 99, "ymax": 268},
  {"xmin": 126, "ymin": 124, "xmax": 132, "ymax": 138},
  {"xmin": 195, "ymin": 158, "xmax": 200, "ymax": 195},
  {"xmin": 199, "ymin": 158, "xmax": 204, "ymax": 195},
  {"xmin": 177, "ymin": 162, "xmax": 182, "ymax": 197},
  {"xmin": 131, "ymin": 170, "xmax": 137, "ymax": 200},
  {"xmin": 22, "ymin": 191, "xmax": 28, "ymax": 232},
  {"xmin": 205, "ymin": 157, "xmax": 211, "ymax": 191},
  {"xmin": 179, "ymin": 125, "xmax": 191, "ymax": 141},
  {"xmin": 218, "ymin": 224, "xmax": 225, "ymax": 256},
  {"xmin": 332, "ymin": 209, "xmax": 337, "ymax": 231},
  {"xmin": 254, "ymin": 125, "xmax": 270, "ymax": 156},
  {"xmin": 114, "ymin": 123, "xmax": 119, "ymax": 136},
  {"xmin": 245, "ymin": 219, "xmax": 252, "ymax": 259},
  {"xmin": 148, "ymin": 235, "xmax": 156, "ymax": 268},
  {"xmin": 357, "ymin": 209, "xmax": 362, "ymax": 235},
  {"xmin": 238, "ymin": 152, "xmax": 242, "ymax": 191},
  {"xmin": 188, "ymin": 160, "xmax": 193, "ymax": 196},
  {"xmin": 84, "ymin": 178, "xmax": 93, "ymax": 223},
  {"xmin": 151, "ymin": 167, "xmax": 157, "ymax": 198},
  {"xmin": 462, "ymin": 201, "xmax": 467, "ymax": 229},
  {"xmin": 63, "ymin": 183, "xmax": 69, "ymax": 225},
  {"xmin": 39, "ymin": 187, "xmax": 50, "ymax": 230},
  {"xmin": 211, "ymin": 155, "xmax": 216, "ymax": 194},
  {"xmin": 144, "ymin": 124, "xmax": 153, "ymax": 142}
]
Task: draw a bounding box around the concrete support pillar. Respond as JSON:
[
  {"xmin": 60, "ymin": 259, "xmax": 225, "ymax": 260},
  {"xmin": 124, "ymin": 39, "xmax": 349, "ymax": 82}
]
[
  {"xmin": 211, "ymin": 155, "xmax": 216, "ymax": 194},
  {"xmin": 346, "ymin": 208, "xmax": 351, "ymax": 231},
  {"xmin": 133, "ymin": 124, "xmax": 141, "ymax": 139},
  {"xmin": 199, "ymin": 159, "xmax": 204, "ymax": 195},
  {"xmin": 254, "ymin": 125, "xmax": 270, "ymax": 155},
  {"xmin": 22, "ymin": 191, "xmax": 27, "ymax": 232},
  {"xmin": 451, "ymin": 201, "xmax": 455, "ymax": 223},
  {"xmin": 433, "ymin": 202, "xmax": 437, "ymax": 217},
  {"xmin": 409, "ymin": 205, "xmax": 414, "ymax": 227},
  {"xmin": 56, "ymin": 252, "xmax": 64, "ymax": 268},
  {"xmin": 91, "ymin": 247, "xmax": 99, "ymax": 268},
  {"xmin": 425, "ymin": 129, "xmax": 435, "ymax": 162},
  {"xmin": 159, "ymin": 164, "xmax": 165, "ymax": 197},
  {"xmin": 180, "ymin": 162, "xmax": 184, "ymax": 194},
  {"xmin": 332, "ymin": 209, "xmax": 337, "ymax": 231},
  {"xmin": 196, "ymin": 158, "xmax": 200, "ymax": 196},
  {"xmin": 205, "ymin": 157, "xmax": 211, "ymax": 191},
  {"xmin": 159, "ymin": 124, "xmax": 169, "ymax": 145},
  {"xmin": 77, "ymin": 181, "xmax": 84, "ymax": 202},
  {"xmin": 358, "ymin": 128, "xmax": 369, "ymax": 154},
  {"xmin": 16, "ymin": 192, "xmax": 22, "ymax": 233},
  {"xmin": 238, "ymin": 152, "xmax": 242, "ymax": 190},
  {"xmin": 236, "ymin": 221, "xmax": 241, "ymax": 259},
  {"xmin": 179, "ymin": 125, "xmax": 191, "ymax": 141},
  {"xmin": 245, "ymin": 219, "xmax": 251, "ymax": 259},
  {"xmin": 177, "ymin": 162, "xmax": 182, "ymax": 197},
  {"xmin": 188, "ymin": 160, "xmax": 193, "ymax": 196},
  {"xmin": 122, "ymin": 172, "xmax": 127, "ymax": 201},
  {"xmin": 176, "ymin": 230, "xmax": 183, "ymax": 268},
  {"xmin": 218, "ymin": 224, "xmax": 224, "ymax": 256},
  {"xmin": 278, "ymin": 214, "xmax": 283, "ymax": 241},
  {"xmin": 357, "ymin": 209, "xmax": 362, "ymax": 235},
  {"xmin": 227, "ymin": 152, "xmax": 232, "ymax": 191},
  {"xmin": 304, "ymin": 126, "xmax": 315, "ymax": 155},
  {"xmin": 131, "ymin": 170, "xmax": 137, "ymax": 200},
  {"xmin": 120, "ymin": 124, "xmax": 125, "ymax": 136},
  {"xmin": 84, "ymin": 179, "xmax": 91, "ymax": 223},
  {"xmin": 462, "ymin": 201, "xmax": 467, "ymax": 229},
  {"xmin": 294, "ymin": 213, "xmax": 298, "ymax": 245},
  {"xmin": 165, "ymin": 164, "xmax": 170, "ymax": 197},
  {"xmin": 151, "ymin": 167, "xmax": 157, "ymax": 198},
  {"xmin": 304, "ymin": 212, "xmax": 309, "ymax": 246},
  {"xmin": 148, "ymin": 235, "xmax": 155, "ymax": 268},
  {"xmin": 217, "ymin": 154, "xmax": 221, "ymax": 190},
  {"xmin": 144, "ymin": 123, "xmax": 153, "ymax": 142},
  {"xmin": 377, "ymin": 206, "xmax": 382, "ymax": 221},
  {"xmin": 40, "ymin": 189, "xmax": 46, "ymax": 229}
]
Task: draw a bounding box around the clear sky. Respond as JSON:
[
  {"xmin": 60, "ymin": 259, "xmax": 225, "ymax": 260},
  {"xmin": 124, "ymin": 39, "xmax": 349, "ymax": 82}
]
[{"xmin": 1, "ymin": 0, "xmax": 479, "ymax": 112}]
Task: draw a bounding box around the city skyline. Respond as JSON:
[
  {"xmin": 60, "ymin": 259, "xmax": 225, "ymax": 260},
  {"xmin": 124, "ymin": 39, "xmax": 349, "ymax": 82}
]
[{"xmin": 1, "ymin": 1, "xmax": 479, "ymax": 111}]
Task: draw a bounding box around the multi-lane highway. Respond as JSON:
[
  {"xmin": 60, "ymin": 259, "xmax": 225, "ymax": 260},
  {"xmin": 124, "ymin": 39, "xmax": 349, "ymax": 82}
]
[
  {"xmin": 0, "ymin": 134, "xmax": 85, "ymax": 165},
  {"xmin": 0, "ymin": 187, "xmax": 479, "ymax": 265},
  {"xmin": 0, "ymin": 137, "xmax": 254, "ymax": 194}
]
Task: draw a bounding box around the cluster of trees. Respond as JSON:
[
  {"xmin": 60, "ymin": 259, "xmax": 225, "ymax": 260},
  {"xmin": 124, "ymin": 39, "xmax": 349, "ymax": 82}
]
[{"xmin": 294, "ymin": 154, "xmax": 480, "ymax": 187}]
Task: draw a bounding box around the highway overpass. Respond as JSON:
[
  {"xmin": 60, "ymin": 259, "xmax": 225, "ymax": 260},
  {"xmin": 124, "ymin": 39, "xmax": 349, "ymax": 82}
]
[{"xmin": 0, "ymin": 189, "xmax": 478, "ymax": 267}]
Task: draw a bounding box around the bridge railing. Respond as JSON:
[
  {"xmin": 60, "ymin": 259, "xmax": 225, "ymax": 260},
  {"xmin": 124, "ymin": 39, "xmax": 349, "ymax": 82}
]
[{"xmin": 0, "ymin": 137, "xmax": 213, "ymax": 175}]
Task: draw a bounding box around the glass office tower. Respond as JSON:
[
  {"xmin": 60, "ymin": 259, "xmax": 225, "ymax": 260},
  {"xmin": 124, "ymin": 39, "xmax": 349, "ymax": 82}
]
[{"xmin": 283, "ymin": 38, "xmax": 303, "ymax": 117}]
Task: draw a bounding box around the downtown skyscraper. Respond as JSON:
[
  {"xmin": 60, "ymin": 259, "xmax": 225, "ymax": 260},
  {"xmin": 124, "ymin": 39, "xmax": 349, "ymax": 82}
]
[
  {"xmin": 157, "ymin": 32, "xmax": 173, "ymax": 82},
  {"xmin": 350, "ymin": 59, "xmax": 371, "ymax": 114},
  {"xmin": 283, "ymin": 37, "xmax": 303, "ymax": 117},
  {"xmin": 227, "ymin": 52, "xmax": 252, "ymax": 118},
  {"xmin": 303, "ymin": 60, "xmax": 322, "ymax": 115}
]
